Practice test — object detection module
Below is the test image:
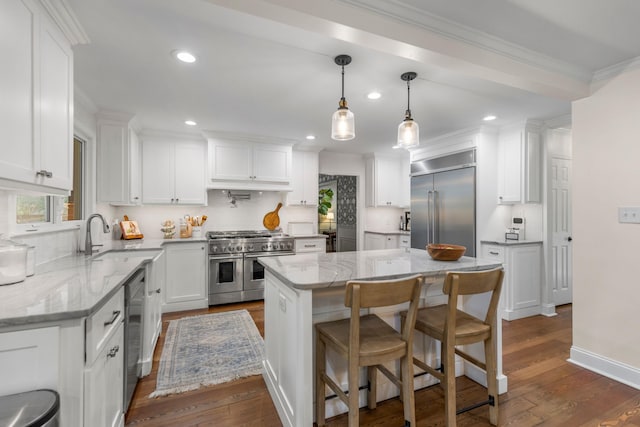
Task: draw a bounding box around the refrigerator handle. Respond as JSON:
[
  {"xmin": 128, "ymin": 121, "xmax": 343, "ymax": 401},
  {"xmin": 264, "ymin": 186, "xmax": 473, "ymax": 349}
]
[
  {"xmin": 433, "ymin": 190, "xmax": 439, "ymax": 244},
  {"xmin": 427, "ymin": 190, "xmax": 434, "ymax": 244}
]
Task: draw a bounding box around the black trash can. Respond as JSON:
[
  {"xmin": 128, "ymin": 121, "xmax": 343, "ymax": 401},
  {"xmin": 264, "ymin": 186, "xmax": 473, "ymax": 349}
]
[{"xmin": 0, "ymin": 389, "xmax": 59, "ymax": 426}]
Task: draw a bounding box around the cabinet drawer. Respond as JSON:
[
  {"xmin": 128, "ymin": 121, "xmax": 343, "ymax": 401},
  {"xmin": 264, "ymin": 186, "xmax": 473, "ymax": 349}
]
[
  {"xmin": 86, "ymin": 287, "xmax": 124, "ymax": 365},
  {"xmin": 481, "ymin": 245, "xmax": 505, "ymax": 262},
  {"xmin": 294, "ymin": 238, "xmax": 325, "ymax": 253},
  {"xmin": 398, "ymin": 235, "xmax": 411, "ymax": 248}
]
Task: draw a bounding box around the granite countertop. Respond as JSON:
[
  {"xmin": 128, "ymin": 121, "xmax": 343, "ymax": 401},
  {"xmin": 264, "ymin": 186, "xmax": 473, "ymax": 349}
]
[
  {"xmin": 364, "ymin": 230, "xmax": 411, "ymax": 236},
  {"xmin": 481, "ymin": 239, "xmax": 543, "ymax": 246},
  {"xmin": 258, "ymin": 248, "xmax": 501, "ymax": 290},
  {"xmin": 289, "ymin": 234, "xmax": 328, "ymax": 239}
]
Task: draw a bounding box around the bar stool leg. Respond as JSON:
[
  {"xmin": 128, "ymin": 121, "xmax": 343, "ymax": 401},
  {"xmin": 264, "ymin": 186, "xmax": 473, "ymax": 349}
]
[
  {"xmin": 401, "ymin": 354, "xmax": 416, "ymax": 426},
  {"xmin": 367, "ymin": 366, "xmax": 377, "ymax": 409},
  {"xmin": 443, "ymin": 343, "xmax": 457, "ymax": 427},
  {"xmin": 316, "ymin": 336, "xmax": 326, "ymax": 427},
  {"xmin": 485, "ymin": 335, "xmax": 498, "ymax": 425},
  {"xmin": 348, "ymin": 357, "xmax": 359, "ymax": 427}
]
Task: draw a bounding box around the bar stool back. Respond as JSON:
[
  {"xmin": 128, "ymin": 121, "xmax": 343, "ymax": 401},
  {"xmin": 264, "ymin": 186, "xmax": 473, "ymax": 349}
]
[{"xmin": 315, "ymin": 274, "xmax": 423, "ymax": 426}]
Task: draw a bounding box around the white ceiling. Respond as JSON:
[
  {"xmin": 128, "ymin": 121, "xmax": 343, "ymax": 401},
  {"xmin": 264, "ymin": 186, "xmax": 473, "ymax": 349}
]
[{"xmin": 68, "ymin": 0, "xmax": 640, "ymax": 155}]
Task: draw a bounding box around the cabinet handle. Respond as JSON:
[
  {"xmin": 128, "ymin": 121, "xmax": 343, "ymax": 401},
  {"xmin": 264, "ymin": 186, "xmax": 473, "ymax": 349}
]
[
  {"xmin": 175, "ymin": 198, "xmax": 179, "ymax": 203},
  {"xmin": 103, "ymin": 310, "xmax": 121, "ymax": 326},
  {"xmin": 489, "ymin": 251, "xmax": 499, "ymax": 255},
  {"xmin": 36, "ymin": 170, "xmax": 53, "ymax": 178},
  {"xmin": 171, "ymin": 198, "xmax": 175, "ymax": 203},
  {"xmin": 133, "ymin": 196, "xmax": 139, "ymax": 200},
  {"xmin": 304, "ymin": 244, "xmax": 315, "ymax": 248},
  {"xmin": 107, "ymin": 345, "xmax": 120, "ymax": 358},
  {"xmin": 156, "ymin": 289, "xmax": 161, "ymax": 294}
]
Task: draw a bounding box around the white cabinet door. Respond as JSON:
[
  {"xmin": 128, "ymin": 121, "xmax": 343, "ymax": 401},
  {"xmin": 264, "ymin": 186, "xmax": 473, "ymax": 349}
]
[
  {"xmin": 0, "ymin": 0, "xmax": 37, "ymax": 185},
  {"xmin": 253, "ymin": 144, "xmax": 291, "ymax": 182},
  {"xmin": 84, "ymin": 322, "xmax": 124, "ymax": 427},
  {"xmin": 38, "ymin": 15, "xmax": 73, "ymax": 191},
  {"xmin": 288, "ymin": 151, "xmax": 318, "ymax": 206},
  {"xmin": 129, "ymin": 129, "xmax": 142, "ymax": 204},
  {"xmin": 498, "ymin": 124, "xmax": 541, "ymax": 204},
  {"xmin": 163, "ymin": 243, "xmax": 208, "ymax": 312},
  {"xmin": 366, "ymin": 156, "xmax": 410, "ymax": 208},
  {"xmin": 209, "ymin": 140, "xmax": 252, "ymax": 181},
  {"xmin": 142, "ymin": 138, "xmax": 206, "ymax": 205},
  {"xmin": 142, "ymin": 250, "xmax": 165, "ymax": 377},
  {"xmin": 174, "ymin": 141, "xmax": 206, "ymax": 204},
  {"xmin": 142, "ymin": 139, "xmax": 174, "ymax": 204}
]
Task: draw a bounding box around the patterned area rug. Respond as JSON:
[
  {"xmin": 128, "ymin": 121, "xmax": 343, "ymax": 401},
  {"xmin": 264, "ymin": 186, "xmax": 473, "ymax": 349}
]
[{"xmin": 150, "ymin": 310, "xmax": 265, "ymax": 397}]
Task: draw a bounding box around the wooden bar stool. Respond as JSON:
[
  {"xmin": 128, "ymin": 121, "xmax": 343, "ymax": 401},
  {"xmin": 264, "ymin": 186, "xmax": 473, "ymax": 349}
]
[
  {"xmin": 401, "ymin": 268, "xmax": 504, "ymax": 426},
  {"xmin": 315, "ymin": 274, "xmax": 423, "ymax": 427}
]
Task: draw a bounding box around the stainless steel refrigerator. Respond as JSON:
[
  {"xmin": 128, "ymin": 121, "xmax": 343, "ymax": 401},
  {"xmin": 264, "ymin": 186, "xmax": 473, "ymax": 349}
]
[{"xmin": 410, "ymin": 165, "xmax": 476, "ymax": 257}]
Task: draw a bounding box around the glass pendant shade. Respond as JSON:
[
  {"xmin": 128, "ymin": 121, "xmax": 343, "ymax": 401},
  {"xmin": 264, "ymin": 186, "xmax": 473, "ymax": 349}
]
[
  {"xmin": 397, "ymin": 117, "xmax": 419, "ymax": 148},
  {"xmin": 331, "ymin": 105, "xmax": 355, "ymax": 141}
]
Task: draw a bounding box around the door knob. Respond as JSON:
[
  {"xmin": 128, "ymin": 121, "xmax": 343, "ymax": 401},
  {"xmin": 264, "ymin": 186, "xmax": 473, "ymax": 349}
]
[{"xmin": 567, "ymin": 236, "xmax": 573, "ymax": 242}]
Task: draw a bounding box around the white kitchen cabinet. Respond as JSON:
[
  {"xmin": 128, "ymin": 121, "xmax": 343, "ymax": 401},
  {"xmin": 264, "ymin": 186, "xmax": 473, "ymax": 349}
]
[
  {"xmin": 207, "ymin": 135, "xmax": 293, "ymax": 190},
  {"xmin": 0, "ymin": 0, "xmax": 73, "ymax": 194},
  {"xmin": 365, "ymin": 155, "xmax": 410, "ymax": 208},
  {"xmin": 97, "ymin": 113, "xmax": 142, "ymax": 205},
  {"xmin": 481, "ymin": 242, "xmax": 542, "ymax": 320},
  {"xmin": 142, "ymin": 136, "xmax": 206, "ymax": 205},
  {"xmin": 294, "ymin": 237, "xmax": 326, "ymax": 253},
  {"xmin": 84, "ymin": 286, "xmax": 125, "ymax": 427},
  {"xmin": 497, "ymin": 122, "xmax": 541, "ymax": 204},
  {"xmin": 163, "ymin": 242, "xmax": 208, "ymax": 312},
  {"xmin": 364, "ymin": 232, "xmax": 410, "ymax": 250},
  {"xmin": 141, "ymin": 250, "xmax": 165, "ymax": 376},
  {"xmin": 287, "ymin": 151, "xmax": 319, "ymax": 206}
]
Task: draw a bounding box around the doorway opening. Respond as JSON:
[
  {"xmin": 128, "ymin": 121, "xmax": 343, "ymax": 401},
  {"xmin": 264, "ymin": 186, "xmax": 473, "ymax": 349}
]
[{"xmin": 319, "ymin": 174, "xmax": 357, "ymax": 252}]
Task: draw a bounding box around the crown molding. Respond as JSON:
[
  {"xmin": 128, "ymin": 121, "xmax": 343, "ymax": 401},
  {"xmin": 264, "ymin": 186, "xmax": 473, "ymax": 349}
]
[
  {"xmin": 202, "ymin": 130, "xmax": 299, "ymax": 146},
  {"xmin": 338, "ymin": 0, "xmax": 591, "ymax": 83},
  {"xmin": 591, "ymin": 55, "xmax": 640, "ymax": 89},
  {"xmin": 39, "ymin": 0, "xmax": 90, "ymax": 45},
  {"xmin": 139, "ymin": 129, "xmax": 206, "ymax": 143},
  {"xmin": 544, "ymin": 114, "xmax": 572, "ymax": 130}
]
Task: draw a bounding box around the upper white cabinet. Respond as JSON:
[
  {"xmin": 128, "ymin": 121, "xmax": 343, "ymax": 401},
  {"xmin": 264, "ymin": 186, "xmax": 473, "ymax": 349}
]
[
  {"xmin": 0, "ymin": 0, "xmax": 74, "ymax": 194},
  {"xmin": 365, "ymin": 155, "xmax": 410, "ymax": 208},
  {"xmin": 287, "ymin": 150, "xmax": 319, "ymax": 206},
  {"xmin": 97, "ymin": 112, "xmax": 141, "ymax": 205},
  {"xmin": 206, "ymin": 133, "xmax": 293, "ymax": 191},
  {"xmin": 142, "ymin": 134, "xmax": 207, "ymax": 205},
  {"xmin": 498, "ymin": 122, "xmax": 541, "ymax": 204}
]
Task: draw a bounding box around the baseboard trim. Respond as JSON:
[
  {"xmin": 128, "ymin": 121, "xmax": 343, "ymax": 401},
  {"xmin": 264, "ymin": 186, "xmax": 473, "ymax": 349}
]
[
  {"xmin": 541, "ymin": 303, "xmax": 557, "ymax": 317},
  {"xmin": 569, "ymin": 346, "xmax": 640, "ymax": 390},
  {"xmin": 464, "ymin": 361, "xmax": 508, "ymax": 394}
]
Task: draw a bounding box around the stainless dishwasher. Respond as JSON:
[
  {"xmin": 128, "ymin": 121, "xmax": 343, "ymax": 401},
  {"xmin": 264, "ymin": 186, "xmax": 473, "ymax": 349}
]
[{"xmin": 124, "ymin": 269, "xmax": 145, "ymax": 413}]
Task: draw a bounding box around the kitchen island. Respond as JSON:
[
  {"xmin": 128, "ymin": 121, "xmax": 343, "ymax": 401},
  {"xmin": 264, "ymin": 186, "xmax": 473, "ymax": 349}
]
[{"xmin": 258, "ymin": 248, "xmax": 504, "ymax": 427}]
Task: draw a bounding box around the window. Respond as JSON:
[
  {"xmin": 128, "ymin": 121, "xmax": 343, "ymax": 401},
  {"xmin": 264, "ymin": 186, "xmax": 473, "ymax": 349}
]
[{"xmin": 15, "ymin": 136, "xmax": 85, "ymax": 226}]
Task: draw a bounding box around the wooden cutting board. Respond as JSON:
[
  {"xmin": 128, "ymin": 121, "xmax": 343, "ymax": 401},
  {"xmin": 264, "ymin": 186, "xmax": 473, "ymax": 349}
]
[{"xmin": 263, "ymin": 203, "xmax": 283, "ymax": 231}]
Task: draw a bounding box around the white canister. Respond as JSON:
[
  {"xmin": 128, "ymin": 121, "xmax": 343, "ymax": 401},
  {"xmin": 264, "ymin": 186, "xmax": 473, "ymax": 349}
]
[{"xmin": 0, "ymin": 241, "xmax": 28, "ymax": 285}]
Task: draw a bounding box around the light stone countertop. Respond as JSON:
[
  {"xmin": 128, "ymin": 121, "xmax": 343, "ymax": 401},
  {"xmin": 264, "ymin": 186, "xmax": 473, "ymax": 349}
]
[
  {"xmin": 0, "ymin": 238, "xmax": 205, "ymax": 328},
  {"xmin": 364, "ymin": 230, "xmax": 411, "ymax": 236},
  {"xmin": 258, "ymin": 248, "xmax": 501, "ymax": 290}
]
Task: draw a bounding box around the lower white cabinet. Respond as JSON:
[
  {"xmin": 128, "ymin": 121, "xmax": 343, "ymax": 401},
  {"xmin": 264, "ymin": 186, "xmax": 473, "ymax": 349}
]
[
  {"xmin": 163, "ymin": 242, "xmax": 208, "ymax": 312},
  {"xmin": 294, "ymin": 237, "xmax": 326, "ymax": 253},
  {"xmin": 364, "ymin": 232, "xmax": 410, "ymax": 250},
  {"xmin": 84, "ymin": 322, "xmax": 124, "ymax": 427},
  {"xmin": 481, "ymin": 242, "xmax": 542, "ymax": 320},
  {"xmin": 141, "ymin": 250, "xmax": 165, "ymax": 376}
]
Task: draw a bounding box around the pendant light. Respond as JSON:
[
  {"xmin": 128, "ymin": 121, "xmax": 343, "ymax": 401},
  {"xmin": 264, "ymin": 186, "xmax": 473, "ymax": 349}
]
[
  {"xmin": 397, "ymin": 72, "xmax": 419, "ymax": 148},
  {"xmin": 331, "ymin": 55, "xmax": 355, "ymax": 141}
]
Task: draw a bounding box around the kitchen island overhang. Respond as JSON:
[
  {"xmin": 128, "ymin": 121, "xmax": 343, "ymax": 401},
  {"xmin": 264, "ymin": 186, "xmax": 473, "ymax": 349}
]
[{"xmin": 258, "ymin": 248, "xmax": 505, "ymax": 427}]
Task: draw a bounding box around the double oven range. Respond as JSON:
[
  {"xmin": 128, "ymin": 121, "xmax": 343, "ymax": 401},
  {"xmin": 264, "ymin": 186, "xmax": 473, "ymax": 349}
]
[{"xmin": 207, "ymin": 230, "xmax": 295, "ymax": 305}]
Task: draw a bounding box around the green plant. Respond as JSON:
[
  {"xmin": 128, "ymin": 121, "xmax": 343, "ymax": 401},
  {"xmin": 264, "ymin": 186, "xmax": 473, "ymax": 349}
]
[{"xmin": 318, "ymin": 188, "xmax": 334, "ymax": 215}]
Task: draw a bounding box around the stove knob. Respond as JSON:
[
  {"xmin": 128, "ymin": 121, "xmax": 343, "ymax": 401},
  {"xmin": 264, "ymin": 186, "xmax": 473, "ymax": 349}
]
[
  {"xmin": 237, "ymin": 245, "xmax": 243, "ymax": 251},
  {"xmin": 262, "ymin": 244, "xmax": 268, "ymax": 251},
  {"xmin": 248, "ymin": 244, "xmax": 254, "ymax": 251}
]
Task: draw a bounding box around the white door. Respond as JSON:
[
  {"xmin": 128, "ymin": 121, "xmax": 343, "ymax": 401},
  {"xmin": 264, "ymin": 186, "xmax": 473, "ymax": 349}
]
[{"xmin": 551, "ymin": 158, "xmax": 573, "ymax": 305}]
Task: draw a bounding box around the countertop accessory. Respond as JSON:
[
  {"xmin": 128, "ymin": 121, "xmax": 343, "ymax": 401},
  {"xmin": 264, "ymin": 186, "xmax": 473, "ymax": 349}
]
[
  {"xmin": 397, "ymin": 71, "xmax": 419, "ymax": 149},
  {"xmin": 505, "ymin": 228, "xmax": 520, "ymax": 241},
  {"xmin": 120, "ymin": 215, "xmax": 144, "ymax": 240},
  {"xmin": 0, "ymin": 240, "xmax": 28, "ymax": 285},
  {"xmin": 331, "ymin": 54, "xmax": 355, "ymax": 141},
  {"xmin": 263, "ymin": 202, "xmax": 283, "ymax": 231},
  {"xmin": 161, "ymin": 220, "xmax": 176, "ymax": 239},
  {"xmin": 427, "ymin": 243, "xmax": 466, "ymax": 261}
]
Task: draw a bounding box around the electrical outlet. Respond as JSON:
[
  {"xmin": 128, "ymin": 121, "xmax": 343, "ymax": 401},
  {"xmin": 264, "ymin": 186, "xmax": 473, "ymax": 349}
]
[{"xmin": 618, "ymin": 207, "xmax": 640, "ymax": 223}]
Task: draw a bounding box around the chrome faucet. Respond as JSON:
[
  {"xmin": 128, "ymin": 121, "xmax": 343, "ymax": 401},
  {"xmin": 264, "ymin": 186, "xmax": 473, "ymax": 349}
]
[{"xmin": 85, "ymin": 213, "xmax": 110, "ymax": 254}]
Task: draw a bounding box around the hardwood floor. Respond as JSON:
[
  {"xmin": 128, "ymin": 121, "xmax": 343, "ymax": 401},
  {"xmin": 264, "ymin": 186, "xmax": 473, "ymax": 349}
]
[{"xmin": 125, "ymin": 303, "xmax": 640, "ymax": 426}]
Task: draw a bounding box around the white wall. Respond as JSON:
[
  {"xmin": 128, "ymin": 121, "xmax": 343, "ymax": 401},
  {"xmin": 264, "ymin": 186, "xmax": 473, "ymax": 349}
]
[{"xmin": 571, "ymin": 68, "xmax": 640, "ymax": 387}]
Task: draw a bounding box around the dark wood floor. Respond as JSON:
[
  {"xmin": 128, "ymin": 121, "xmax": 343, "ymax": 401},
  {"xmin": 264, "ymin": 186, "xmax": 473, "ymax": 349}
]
[{"xmin": 125, "ymin": 303, "xmax": 640, "ymax": 426}]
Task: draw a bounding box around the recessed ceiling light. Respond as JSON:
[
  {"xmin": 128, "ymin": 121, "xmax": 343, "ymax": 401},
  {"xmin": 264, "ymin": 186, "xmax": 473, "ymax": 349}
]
[
  {"xmin": 306, "ymin": 135, "xmax": 316, "ymax": 140},
  {"xmin": 367, "ymin": 92, "xmax": 381, "ymax": 100},
  {"xmin": 173, "ymin": 50, "xmax": 197, "ymax": 63},
  {"xmin": 483, "ymin": 115, "xmax": 497, "ymax": 121},
  {"xmin": 185, "ymin": 120, "xmax": 197, "ymax": 126}
]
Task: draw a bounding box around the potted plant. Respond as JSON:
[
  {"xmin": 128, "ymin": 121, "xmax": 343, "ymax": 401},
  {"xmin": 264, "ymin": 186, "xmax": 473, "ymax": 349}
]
[{"xmin": 318, "ymin": 188, "xmax": 334, "ymax": 215}]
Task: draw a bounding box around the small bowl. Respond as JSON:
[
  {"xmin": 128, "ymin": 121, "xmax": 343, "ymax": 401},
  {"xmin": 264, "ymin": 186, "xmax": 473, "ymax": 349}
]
[{"xmin": 427, "ymin": 243, "xmax": 466, "ymax": 261}]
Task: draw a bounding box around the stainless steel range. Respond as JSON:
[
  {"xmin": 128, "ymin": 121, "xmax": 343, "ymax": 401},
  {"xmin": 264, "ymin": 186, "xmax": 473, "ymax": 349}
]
[{"xmin": 207, "ymin": 230, "xmax": 295, "ymax": 305}]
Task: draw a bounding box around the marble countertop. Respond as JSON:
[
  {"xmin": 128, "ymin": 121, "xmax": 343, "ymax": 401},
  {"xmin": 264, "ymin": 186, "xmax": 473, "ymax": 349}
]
[
  {"xmin": 258, "ymin": 248, "xmax": 501, "ymax": 290},
  {"xmin": 481, "ymin": 239, "xmax": 543, "ymax": 246},
  {"xmin": 364, "ymin": 230, "xmax": 411, "ymax": 236},
  {"xmin": 0, "ymin": 237, "xmax": 204, "ymax": 328}
]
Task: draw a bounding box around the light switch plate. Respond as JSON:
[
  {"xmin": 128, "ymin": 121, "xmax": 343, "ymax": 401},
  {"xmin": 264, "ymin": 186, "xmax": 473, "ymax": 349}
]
[{"xmin": 618, "ymin": 207, "xmax": 640, "ymax": 223}]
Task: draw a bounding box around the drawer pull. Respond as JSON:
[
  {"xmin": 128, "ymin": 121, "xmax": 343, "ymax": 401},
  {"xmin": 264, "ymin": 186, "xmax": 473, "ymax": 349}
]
[
  {"xmin": 103, "ymin": 310, "xmax": 121, "ymax": 326},
  {"xmin": 489, "ymin": 251, "xmax": 499, "ymax": 256},
  {"xmin": 304, "ymin": 244, "xmax": 315, "ymax": 248},
  {"xmin": 107, "ymin": 345, "xmax": 120, "ymax": 358}
]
